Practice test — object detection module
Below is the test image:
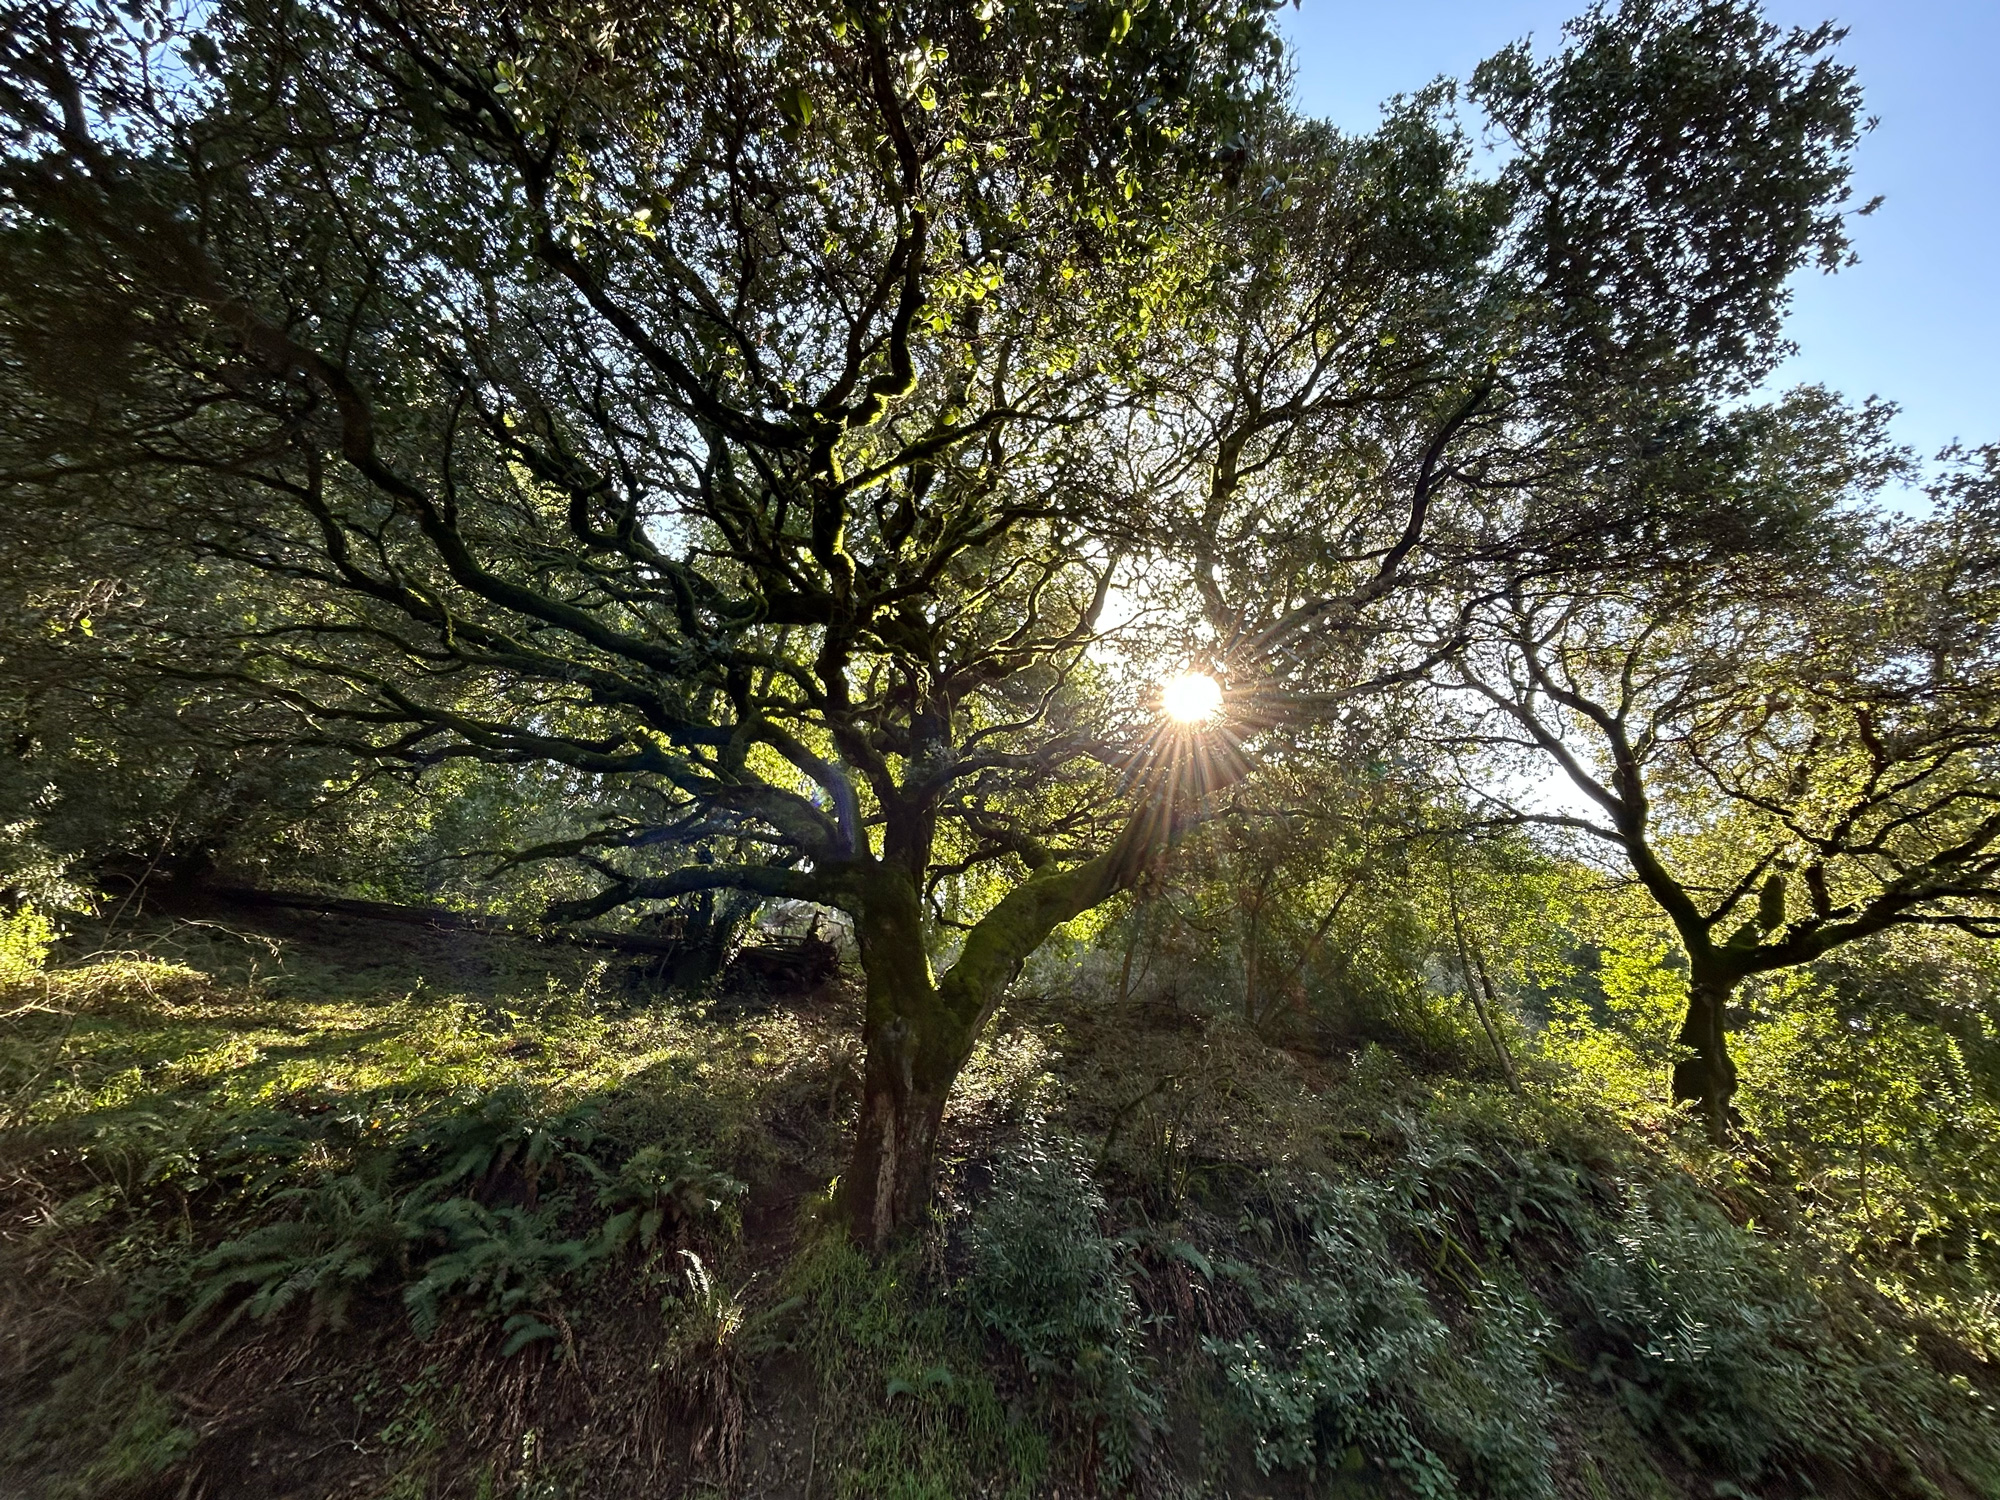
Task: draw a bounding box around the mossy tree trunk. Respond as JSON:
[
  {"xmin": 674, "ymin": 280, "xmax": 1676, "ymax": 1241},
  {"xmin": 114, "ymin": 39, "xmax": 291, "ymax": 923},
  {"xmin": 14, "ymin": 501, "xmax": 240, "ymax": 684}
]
[
  {"xmin": 841, "ymin": 868, "xmax": 958, "ymax": 1248},
  {"xmin": 1670, "ymin": 971, "xmax": 1743, "ymax": 1144},
  {"xmin": 837, "ymin": 834, "xmax": 1147, "ymax": 1248}
]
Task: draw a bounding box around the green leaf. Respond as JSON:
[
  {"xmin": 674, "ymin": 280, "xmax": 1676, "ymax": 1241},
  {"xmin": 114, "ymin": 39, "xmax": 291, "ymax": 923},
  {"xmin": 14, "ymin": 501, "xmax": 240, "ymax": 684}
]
[{"xmin": 501, "ymin": 1313, "xmax": 557, "ymax": 1355}]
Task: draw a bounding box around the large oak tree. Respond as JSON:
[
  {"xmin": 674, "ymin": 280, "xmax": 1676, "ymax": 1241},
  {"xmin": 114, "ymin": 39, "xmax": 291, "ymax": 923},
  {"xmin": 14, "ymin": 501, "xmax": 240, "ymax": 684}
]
[{"xmin": 1, "ymin": 0, "xmax": 1872, "ymax": 1237}]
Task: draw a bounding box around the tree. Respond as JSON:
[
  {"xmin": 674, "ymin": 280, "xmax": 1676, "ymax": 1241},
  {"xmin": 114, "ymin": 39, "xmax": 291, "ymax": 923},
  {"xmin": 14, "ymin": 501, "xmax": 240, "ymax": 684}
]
[
  {"xmin": 1148, "ymin": 0, "xmax": 1873, "ymax": 736},
  {"xmin": 1446, "ymin": 437, "xmax": 2000, "ymax": 1138},
  {"xmin": 0, "ymin": 0, "xmax": 1343, "ymax": 1245},
  {"xmin": 0, "ymin": 495, "xmax": 378, "ymax": 904},
  {"xmin": 0, "ymin": 0, "xmax": 1875, "ymax": 1238}
]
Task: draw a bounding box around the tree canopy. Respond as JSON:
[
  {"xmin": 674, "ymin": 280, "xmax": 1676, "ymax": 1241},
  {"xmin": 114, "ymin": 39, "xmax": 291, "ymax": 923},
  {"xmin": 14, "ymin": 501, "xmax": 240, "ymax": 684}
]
[{"xmin": 1444, "ymin": 427, "xmax": 2000, "ymax": 1134}]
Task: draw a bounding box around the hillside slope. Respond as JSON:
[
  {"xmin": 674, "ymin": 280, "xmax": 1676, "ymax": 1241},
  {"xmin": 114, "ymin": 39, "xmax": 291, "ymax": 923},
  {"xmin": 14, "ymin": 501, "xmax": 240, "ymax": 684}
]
[{"xmin": 2, "ymin": 907, "xmax": 1996, "ymax": 1500}]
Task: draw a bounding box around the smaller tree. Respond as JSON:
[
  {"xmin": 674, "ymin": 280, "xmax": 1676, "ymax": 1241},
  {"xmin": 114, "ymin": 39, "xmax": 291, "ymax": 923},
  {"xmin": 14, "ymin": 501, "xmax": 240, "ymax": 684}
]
[{"xmin": 1446, "ymin": 445, "xmax": 2000, "ymax": 1138}]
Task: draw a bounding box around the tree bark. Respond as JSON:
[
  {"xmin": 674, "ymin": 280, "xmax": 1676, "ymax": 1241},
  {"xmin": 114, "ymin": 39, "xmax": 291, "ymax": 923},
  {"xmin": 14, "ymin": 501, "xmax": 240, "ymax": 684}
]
[
  {"xmin": 1671, "ymin": 975, "xmax": 1740, "ymax": 1143},
  {"xmin": 844, "ymin": 1019, "xmax": 954, "ymax": 1251},
  {"xmin": 835, "ymin": 832, "xmax": 1149, "ymax": 1248},
  {"xmin": 839, "ymin": 870, "xmax": 960, "ymax": 1249}
]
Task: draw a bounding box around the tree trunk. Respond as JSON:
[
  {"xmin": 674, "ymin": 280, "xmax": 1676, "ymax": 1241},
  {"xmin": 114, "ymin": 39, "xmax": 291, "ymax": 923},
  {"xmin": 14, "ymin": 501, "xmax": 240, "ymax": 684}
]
[
  {"xmin": 1671, "ymin": 975, "xmax": 1740, "ymax": 1143},
  {"xmin": 837, "ymin": 871, "xmax": 966, "ymax": 1249},
  {"xmin": 835, "ymin": 832, "xmax": 1153, "ymax": 1248},
  {"xmin": 844, "ymin": 1025, "xmax": 953, "ymax": 1250},
  {"xmin": 1465, "ymin": 943, "xmax": 1519, "ymax": 1093},
  {"xmin": 663, "ymin": 890, "xmax": 751, "ymax": 990},
  {"xmin": 1443, "ymin": 863, "xmax": 1517, "ymax": 1091}
]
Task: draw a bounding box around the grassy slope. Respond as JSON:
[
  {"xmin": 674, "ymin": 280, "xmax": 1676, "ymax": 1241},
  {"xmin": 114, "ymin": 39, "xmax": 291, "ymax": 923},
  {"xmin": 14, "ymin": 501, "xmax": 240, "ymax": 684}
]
[{"xmin": 2, "ymin": 909, "xmax": 1996, "ymax": 1500}]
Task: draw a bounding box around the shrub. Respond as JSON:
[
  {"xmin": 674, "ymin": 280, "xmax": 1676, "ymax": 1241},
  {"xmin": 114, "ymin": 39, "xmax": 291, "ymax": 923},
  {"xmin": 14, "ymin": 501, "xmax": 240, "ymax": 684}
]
[
  {"xmin": 1207, "ymin": 1176, "xmax": 1456, "ymax": 1494},
  {"xmin": 0, "ymin": 902, "xmax": 55, "ymax": 983},
  {"xmin": 1208, "ymin": 1159, "xmax": 1562, "ymax": 1500},
  {"xmin": 1569, "ymin": 1175, "xmax": 1902, "ymax": 1480},
  {"xmin": 965, "ymin": 1128, "xmax": 1161, "ymax": 1486},
  {"xmin": 1535, "ymin": 936, "xmax": 1685, "ymax": 1119}
]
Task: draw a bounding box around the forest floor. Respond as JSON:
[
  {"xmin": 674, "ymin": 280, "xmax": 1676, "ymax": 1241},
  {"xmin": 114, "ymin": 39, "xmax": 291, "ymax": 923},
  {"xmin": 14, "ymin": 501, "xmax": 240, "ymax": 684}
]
[{"xmin": 2, "ymin": 903, "xmax": 1998, "ymax": 1500}]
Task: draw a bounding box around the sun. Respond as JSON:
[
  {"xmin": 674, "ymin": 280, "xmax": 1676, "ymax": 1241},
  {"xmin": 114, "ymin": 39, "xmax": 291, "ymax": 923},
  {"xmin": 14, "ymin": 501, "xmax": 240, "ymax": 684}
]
[{"xmin": 1160, "ymin": 670, "xmax": 1223, "ymax": 724}]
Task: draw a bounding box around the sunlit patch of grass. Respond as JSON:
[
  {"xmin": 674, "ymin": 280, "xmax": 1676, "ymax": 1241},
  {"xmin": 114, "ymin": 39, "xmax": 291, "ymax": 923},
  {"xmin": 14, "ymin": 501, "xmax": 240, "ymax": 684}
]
[
  {"xmin": 0, "ymin": 935, "xmax": 862, "ymax": 1277},
  {"xmin": 8, "ymin": 962, "xmax": 712, "ymax": 1138}
]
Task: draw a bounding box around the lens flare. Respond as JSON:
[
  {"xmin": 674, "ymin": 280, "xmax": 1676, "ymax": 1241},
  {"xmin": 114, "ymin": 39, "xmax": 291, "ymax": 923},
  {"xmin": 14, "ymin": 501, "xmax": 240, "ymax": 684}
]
[{"xmin": 1160, "ymin": 671, "xmax": 1223, "ymax": 724}]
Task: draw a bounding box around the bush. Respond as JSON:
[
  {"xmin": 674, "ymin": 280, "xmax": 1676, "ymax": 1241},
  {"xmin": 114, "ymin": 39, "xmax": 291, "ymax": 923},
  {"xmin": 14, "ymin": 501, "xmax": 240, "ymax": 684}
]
[
  {"xmin": 0, "ymin": 902, "xmax": 55, "ymax": 983},
  {"xmin": 965, "ymin": 1129, "xmax": 1161, "ymax": 1487},
  {"xmin": 1736, "ymin": 959, "xmax": 2000, "ymax": 1322},
  {"xmin": 1206, "ymin": 1170, "xmax": 1558, "ymax": 1500},
  {"xmin": 1570, "ymin": 1175, "xmax": 1910, "ymax": 1481}
]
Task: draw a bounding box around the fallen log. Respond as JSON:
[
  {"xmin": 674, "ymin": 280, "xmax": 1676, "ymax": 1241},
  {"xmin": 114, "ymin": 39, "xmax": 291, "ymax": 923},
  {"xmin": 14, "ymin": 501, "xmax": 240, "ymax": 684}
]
[{"xmin": 720, "ymin": 930, "xmax": 842, "ymax": 992}]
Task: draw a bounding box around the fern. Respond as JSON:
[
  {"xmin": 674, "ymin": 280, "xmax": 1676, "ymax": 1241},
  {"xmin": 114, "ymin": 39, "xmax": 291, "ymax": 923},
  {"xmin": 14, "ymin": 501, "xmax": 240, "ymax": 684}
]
[
  {"xmin": 406, "ymin": 1084, "xmax": 601, "ymax": 1201},
  {"xmin": 180, "ymin": 1092, "xmax": 744, "ymax": 1351},
  {"xmin": 595, "ymin": 1144, "xmax": 746, "ymax": 1254},
  {"xmin": 180, "ymin": 1176, "xmax": 416, "ymax": 1335},
  {"xmin": 400, "ymin": 1197, "xmax": 595, "ymax": 1343}
]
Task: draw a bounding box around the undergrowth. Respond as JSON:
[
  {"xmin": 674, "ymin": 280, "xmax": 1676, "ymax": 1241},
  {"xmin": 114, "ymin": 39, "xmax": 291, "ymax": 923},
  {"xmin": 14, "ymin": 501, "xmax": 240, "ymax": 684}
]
[
  {"xmin": 2, "ymin": 913, "xmax": 1998, "ymax": 1499},
  {"xmin": 780, "ymin": 1224, "xmax": 1049, "ymax": 1499},
  {"xmin": 967, "ymin": 1126, "xmax": 1160, "ymax": 1488}
]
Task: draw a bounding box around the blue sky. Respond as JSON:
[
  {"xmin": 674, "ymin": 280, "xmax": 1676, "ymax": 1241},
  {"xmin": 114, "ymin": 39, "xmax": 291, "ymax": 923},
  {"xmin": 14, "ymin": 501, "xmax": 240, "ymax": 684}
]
[{"xmin": 1279, "ymin": 0, "xmax": 1999, "ymax": 475}]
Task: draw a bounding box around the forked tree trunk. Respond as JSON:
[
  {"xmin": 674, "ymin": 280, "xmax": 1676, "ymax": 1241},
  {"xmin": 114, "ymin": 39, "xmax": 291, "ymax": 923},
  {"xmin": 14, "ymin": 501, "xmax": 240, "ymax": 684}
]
[
  {"xmin": 834, "ymin": 822, "xmax": 1156, "ymax": 1248},
  {"xmin": 837, "ymin": 871, "xmax": 970, "ymax": 1249},
  {"xmin": 1671, "ymin": 975, "xmax": 1740, "ymax": 1143},
  {"xmin": 836, "ymin": 848, "xmax": 1151, "ymax": 1245}
]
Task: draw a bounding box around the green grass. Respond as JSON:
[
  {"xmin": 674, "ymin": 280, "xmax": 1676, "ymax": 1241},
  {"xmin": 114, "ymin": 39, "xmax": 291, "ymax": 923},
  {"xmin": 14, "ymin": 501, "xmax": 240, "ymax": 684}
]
[{"xmin": 777, "ymin": 1227, "xmax": 1050, "ymax": 1500}]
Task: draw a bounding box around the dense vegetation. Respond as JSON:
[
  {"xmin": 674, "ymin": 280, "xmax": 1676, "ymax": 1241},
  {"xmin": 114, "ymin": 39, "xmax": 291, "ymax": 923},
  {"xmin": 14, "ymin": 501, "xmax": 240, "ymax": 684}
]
[
  {"xmin": 2, "ymin": 0, "xmax": 1998, "ymax": 1495},
  {"xmin": 3, "ymin": 892, "xmax": 1998, "ymax": 1497}
]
